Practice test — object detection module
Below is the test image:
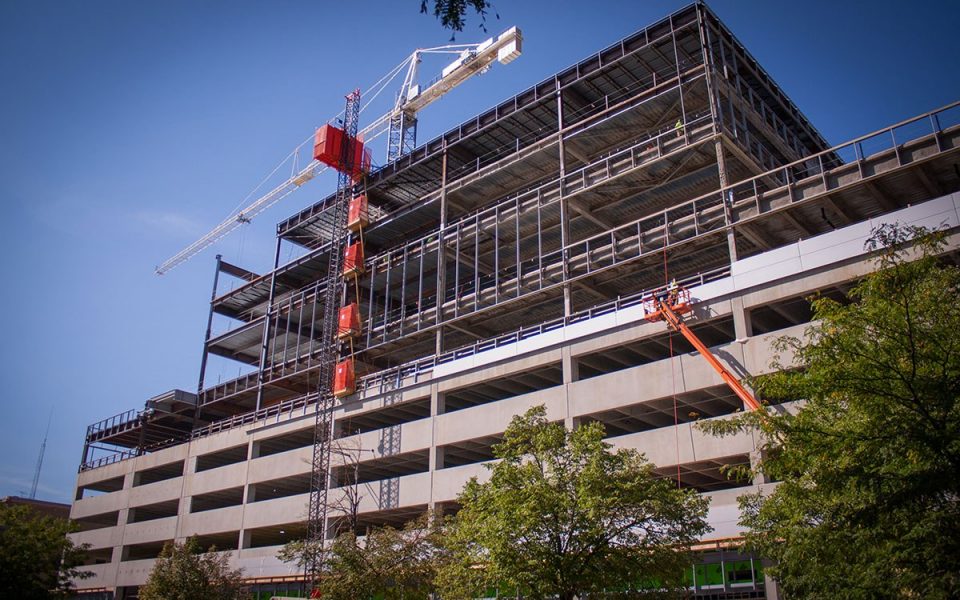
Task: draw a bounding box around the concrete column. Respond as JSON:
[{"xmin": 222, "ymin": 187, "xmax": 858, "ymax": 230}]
[
  {"xmin": 763, "ymin": 567, "xmax": 781, "ymax": 599},
  {"xmin": 562, "ymin": 347, "xmax": 579, "ymax": 429},
  {"xmin": 428, "ymin": 385, "xmax": 443, "ymax": 509},
  {"xmin": 562, "ymin": 346, "xmax": 579, "ymax": 384},
  {"xmin": 730, "ymin": 296, "xmax": 751, "ymax": 340},
  {"xmin": 431, "ymin": 447, "xmax": 445, "ymax": 473},
  {"xmin": 750, "ymin": 449, "xmax": 770, "ymax": 485}
]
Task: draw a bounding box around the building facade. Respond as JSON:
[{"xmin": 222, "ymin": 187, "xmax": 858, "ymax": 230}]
[{"xmin": 70, "ymin": 3, "xmax": 960, "ymax": 598}]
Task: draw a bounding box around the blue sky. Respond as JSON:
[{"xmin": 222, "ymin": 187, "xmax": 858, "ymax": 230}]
[{"xmin": 1, "ymin": 0, "xmax": 958, "ymax": 503}]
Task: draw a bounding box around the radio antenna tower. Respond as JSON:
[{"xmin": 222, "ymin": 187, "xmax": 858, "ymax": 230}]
[{"xmin": 30, "ymin": 408, "xmax": 53, "ymax": 499}]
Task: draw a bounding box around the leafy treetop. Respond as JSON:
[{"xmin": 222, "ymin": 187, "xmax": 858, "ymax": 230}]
[
  {"xmin": 701, "ymin": 224, "xmax": 960, "ymax": 599},
  {"xmin": 138, "ymin": 536, "xmax": 245, "ymax": 600},
  {"xmin": 0, "ymin": 503, "xmax": 91, "ymax": 600},
  {"xmin": 437, "ymin": 405, "xmax": 711, "ymax": 600},
  {"xmin": 420, "ymin": 0, "xmax": 498, "ymax": 38}
]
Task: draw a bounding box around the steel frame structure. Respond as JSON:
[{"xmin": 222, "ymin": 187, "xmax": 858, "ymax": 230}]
[{"xmin": 80, "ymin": 2, "xmax": 960, "ymax": 493}]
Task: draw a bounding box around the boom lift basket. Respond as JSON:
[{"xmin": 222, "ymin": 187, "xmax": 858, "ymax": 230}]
[{"xmin": 643, "ymin": 286, "xmax": 692, "ymax": 322}]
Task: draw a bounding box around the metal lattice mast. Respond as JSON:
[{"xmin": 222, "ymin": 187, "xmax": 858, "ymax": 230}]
[
  {"xmin": 306, "ymin": 89, "xmax": 361, "ymax": 589},
  {"xmin": 386, "ymin": 110, "xmax": 417, "ymax": 163}
]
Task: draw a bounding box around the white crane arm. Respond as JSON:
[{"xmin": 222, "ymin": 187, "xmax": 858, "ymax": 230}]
[
  {"xmin": 155, "ymin": 27, "xmax": 521, "ymax": 276},
  {"xmin": 155, "ymin": 162, "xmax": 329, "ymax": 275},
  {"xmin": 402, "ymin": 27, "xmax": 522, "ymax": 115}
]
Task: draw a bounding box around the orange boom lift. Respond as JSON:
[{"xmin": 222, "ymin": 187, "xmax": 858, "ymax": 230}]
[{"xmin": 644, "ymin": 286, "xmax": 762, "ymax": 411}]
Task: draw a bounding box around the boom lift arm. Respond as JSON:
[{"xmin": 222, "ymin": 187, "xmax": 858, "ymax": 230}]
[{"xmin": 645, "ymin": 287, "xmax": 762, "ymax": 411}]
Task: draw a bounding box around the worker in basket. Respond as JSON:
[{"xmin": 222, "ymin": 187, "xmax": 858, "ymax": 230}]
[
  {"xmin": 667, "ymin": 278, "xmax": 679, "ymax": 304},
  {"xmin": 653, "ymin": 279, "xmax": 677, "ymax": 306}
]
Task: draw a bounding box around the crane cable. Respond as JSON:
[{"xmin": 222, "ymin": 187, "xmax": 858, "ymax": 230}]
[
  {"xmin": 663, "ymin": 242, "xmax": 681, "ymax": 489},
  {"xmin": 220, "ymin": 57, "xmax": 409, "ymax": 231}
]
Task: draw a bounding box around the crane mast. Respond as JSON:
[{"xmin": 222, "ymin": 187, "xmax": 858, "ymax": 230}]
[{"xmin": 305, "ymin": 89, "xmax": 361, "ymax": 589}]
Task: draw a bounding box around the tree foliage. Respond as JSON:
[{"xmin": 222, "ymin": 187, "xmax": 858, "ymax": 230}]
[
  {"xmin": 139, "ymin": 537, "xmax": 245, "ymax": 600},
  {"xmin": 0, "ymin": 503, "xmax": 91, "ymax": 599},
  {"xmin": 420, "ymin": 0, "xmax": 497, "ymax": 36},
  {"xmin": 702, "ymin": 224, "xmax": 960, "ymax": 598},
  {"xmin": 279, "ymin": 513, "xmax": 443, "ymax": 600},
  {"xmin": 436, "ymin": 406, "xmax": 711, "ymax": 600}
]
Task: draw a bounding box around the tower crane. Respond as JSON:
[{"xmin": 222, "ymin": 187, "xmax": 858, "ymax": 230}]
[{"xmin": 154, "ymin": 27, "xmax": 522, "ymax": 276}]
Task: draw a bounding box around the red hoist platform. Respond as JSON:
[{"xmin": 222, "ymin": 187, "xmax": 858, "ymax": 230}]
[
  {"xmin": 313, "ymin": 124, "xmax": 372, "ymax": 181},
  {"xmin": 346, "ymin": 195, "xmax": 368, "ymax": 232},
  {"xmin": 342, "ymin": 242, "xmax": 365, "ymax": 278},
  {"xmin": 337, "ymin": 303, "xmax": 361, "ymax": 340},
  {"xmin": 644, "ymin": 286, "xmax": 762, "ymax": 411},
  {"xmin": 333, "ymin": 358, "xmax": 356, "ymax": 398}
]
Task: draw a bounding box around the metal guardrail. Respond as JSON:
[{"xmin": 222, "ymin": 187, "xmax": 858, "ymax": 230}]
[
  {"xmin": 86, "ymin": 408, "xmax": 140, "ymax": 439},
  {"xmin": 80, "ymin": 449, "xmax": 138, "ymax": 471}
]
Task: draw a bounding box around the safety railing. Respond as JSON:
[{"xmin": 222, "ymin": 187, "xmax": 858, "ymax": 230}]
[
  {"xmin": 85, "ymin": 409, "xmax": 141, "ymax": 440},
  {"xmin": 357, "ymin": 265, "xmax": 731, "ymax": 393}
]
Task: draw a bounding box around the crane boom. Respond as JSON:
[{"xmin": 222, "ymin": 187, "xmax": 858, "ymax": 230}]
[
  {"xmin": 155, "ymin": 27, "xmax": 522, "ymax": 276},
  {"xmin": 155, "ymin": 162, "xmax": 328, "ymax": 275},
  {"xmin": 404, "ymin": 27, "xmax": 522, "ymax": 114}
]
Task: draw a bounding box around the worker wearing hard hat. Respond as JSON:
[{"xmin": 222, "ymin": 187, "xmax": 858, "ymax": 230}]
[{"xmin": 667, "ymin": 279, "xmax": 679, "ymax": 304}]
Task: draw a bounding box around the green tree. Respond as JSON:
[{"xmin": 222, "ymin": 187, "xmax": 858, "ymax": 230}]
[
  {"xmin": 702, "ymin": 224, "xmax": 960, "ymax": 598},
  {"xmin": 280, "ymin": 513, "xmax": 443, "ymax": 600},
  {"xmin": 420, "ymin": 0, "xmax": 497, "ymax": 36},
  {"xmin": 138, "ymin": 536, "xmax": 245, "ymax": 600},
  {"xmin": 436, "ymin": 406, "xmax": 711, "ymax": 600},
  {"xmin": 0, "ymin": 503, "xmax": 91, "ymax": 599}
]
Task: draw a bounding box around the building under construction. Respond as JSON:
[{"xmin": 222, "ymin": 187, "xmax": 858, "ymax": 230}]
[{"xmin": 69, "ymin": 3, "xmax": 960, "ymax": 598}]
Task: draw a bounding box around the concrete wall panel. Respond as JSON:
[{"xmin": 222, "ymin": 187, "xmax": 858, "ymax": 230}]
[
  {"xmin": 128, "ymin": 478, "xmax": 183, "ymax": 508},
  {"xmin": 180, "ymin": 505, "xmax": 244, "ymax": 537},
  {"xmin": 121, "ymin": 517, "xmax": 177, "ymax": 546},
  {"xmin": 434, "ymin": 387, "xmax": 565, "ymax": 446},
  {"xmin": 247, "ymin": 447, "xmax": 313, "ymax": 482}
]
